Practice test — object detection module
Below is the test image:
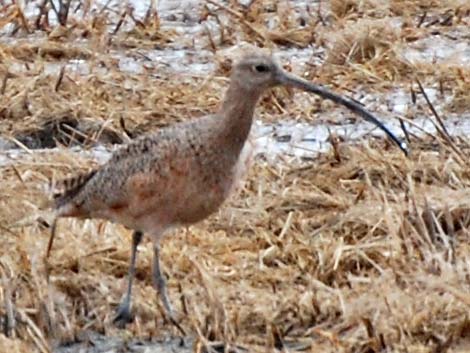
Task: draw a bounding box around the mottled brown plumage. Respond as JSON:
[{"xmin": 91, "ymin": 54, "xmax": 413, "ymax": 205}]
[{"xmin": 49, "ymin": 50, "xmax": 406, "ymax": 332}]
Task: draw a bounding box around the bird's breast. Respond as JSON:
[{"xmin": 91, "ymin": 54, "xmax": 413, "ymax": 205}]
[
  {"xmin": 101, "ymin": 135, "xmax": 256, "ymax": 233},
  {"xmin": 170, "ymin": 136, "xmax": 256, "ymax": 225}
]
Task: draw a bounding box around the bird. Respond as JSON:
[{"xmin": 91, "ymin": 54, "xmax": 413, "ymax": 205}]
[{"xmin": 47, "ymin": 49, "xmax": 407, "ymax": 333}]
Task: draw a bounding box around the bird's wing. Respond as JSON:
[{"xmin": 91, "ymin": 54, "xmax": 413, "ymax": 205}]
[{"xmin": 52, "ymin": 128, "xmax": 177, "ymax": 213}]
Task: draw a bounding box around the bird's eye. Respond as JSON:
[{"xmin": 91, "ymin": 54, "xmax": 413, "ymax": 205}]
[{"xmin": 254, "ymin": 64, "xmax": 270, "ymax": 73}]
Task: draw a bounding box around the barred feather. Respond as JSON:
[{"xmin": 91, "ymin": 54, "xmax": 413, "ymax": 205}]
[{"xmin": 52, "ymin": 170, "xmax": 97, "ymax": 209}]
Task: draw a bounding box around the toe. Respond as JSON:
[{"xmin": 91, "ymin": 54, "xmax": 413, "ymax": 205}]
[{"xmin": 113, "ymin": 305, "xmax": 134, "ymax": 328}]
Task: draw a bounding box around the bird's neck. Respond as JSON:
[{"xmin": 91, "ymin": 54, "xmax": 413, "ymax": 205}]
[{"xmin": 217, "ymin": 79, "xmax": 263, "ymax": 151}]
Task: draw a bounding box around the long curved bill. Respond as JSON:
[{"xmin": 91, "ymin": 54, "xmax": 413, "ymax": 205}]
[{"xmin": 277, "ymin": 72, "xmax": 408, "ymax": 155}]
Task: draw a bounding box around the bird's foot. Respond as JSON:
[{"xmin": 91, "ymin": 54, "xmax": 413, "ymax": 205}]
[
  {"xmin": 163, "ymin": 307, "xmax": 186, "ymax": 337},
  {"xmin": 157, "ymin": 288, "xmax": 186, "ymax": 336},
  {"xmin": 113, "ymin": 301, "xmax": 134, "ymax": 328}
]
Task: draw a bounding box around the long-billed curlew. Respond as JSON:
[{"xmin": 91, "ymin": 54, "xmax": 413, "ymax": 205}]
[{"xmin": 48, "ymin": 50, "xmax": 407, "ymax": 333}]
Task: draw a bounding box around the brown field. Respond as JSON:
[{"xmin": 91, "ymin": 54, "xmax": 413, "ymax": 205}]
[{"xmin": 0, "ymin": 1, "xmax": 469, "ymax": 352}]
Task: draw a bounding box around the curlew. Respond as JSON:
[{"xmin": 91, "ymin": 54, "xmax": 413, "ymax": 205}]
[{"xmin": 48, "ymin": 50, "xmax": 407, "ymax": 333}]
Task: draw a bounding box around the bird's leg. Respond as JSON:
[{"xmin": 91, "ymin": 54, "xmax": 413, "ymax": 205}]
[
  {"xmin": 152, "ymin": 242, "xmax": 186, "ymax": 336},
  {"xmin": 114, "ymin": 230, "xmax": 143, "ymax": 327},
  {"xmin": 152, "ymin": 243, "xmax": 173, "ymax": 314}
]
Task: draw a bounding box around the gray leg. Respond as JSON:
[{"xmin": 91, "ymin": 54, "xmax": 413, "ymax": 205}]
[
  {"xmin": 114, "ymin": 230, "xmax": 143, "ymax": 327},
  {"xmin": 153, "ymin": 243, "xmax": 186, "ymax": 336}
]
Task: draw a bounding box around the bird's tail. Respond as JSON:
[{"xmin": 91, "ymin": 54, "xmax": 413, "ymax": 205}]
[
  {"xmin": 51, "ymin": 170, "xmax": 96, "ymax": 209},
  {"xmin": 46, "ymin": 170, "xmax": 96, "ymax": 258}
]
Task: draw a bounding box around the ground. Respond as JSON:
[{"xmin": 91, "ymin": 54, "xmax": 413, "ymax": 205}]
[{"xmin": 0, "ymin": 1, "xmax": 469, "ymax": 352}]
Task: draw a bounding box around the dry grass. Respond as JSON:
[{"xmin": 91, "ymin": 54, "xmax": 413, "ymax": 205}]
[
  {"xmin": 1, "ymin": 0, "xmax": 469, "ymax": 138},
  {"xmin": 330, "ymin": 0, "xmax": 470, "ymax": 18},
  {"xmin": 324, "ymin": 17, "xmax": 413, "ymax": 84},
  {"xmin": 1, "ymin": 142, "xmax": 470, "ymax": 352},
  {"xmin": 0, "ymin": 58, "xmax": 222, "ymax": 147},
  {"xmin": 319, "ymin": 0, "xmax": 470, "ymax": 103},
  {"xmin": 443, "ymin": 67, "xmax": 470, "ymax": 114},
  {"xmin": 0, "ymin": 1, "xmax": 469, "ymax": 352}
]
